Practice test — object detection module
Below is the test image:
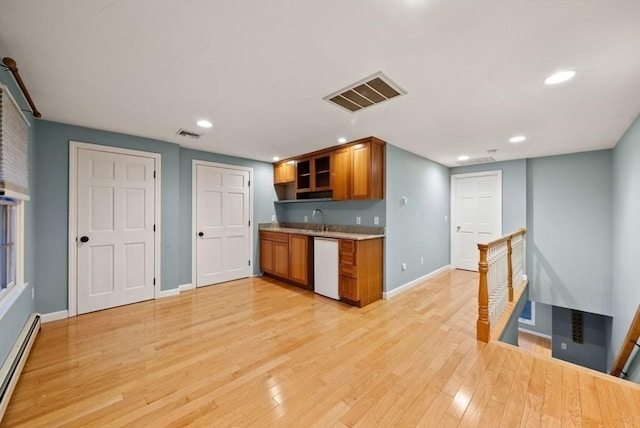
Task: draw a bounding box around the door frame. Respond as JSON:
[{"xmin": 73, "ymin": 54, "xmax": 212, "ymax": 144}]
[
  {"xmin": 450, "ymin": 170, "xmax": 502, "ymax": 270},
  {"xmin": 191, "ymin": 160, "xmax": 254, "ymax": 287},
  {"xmin": 68, "ymin": 141, "xmax": 162, "ymax": 317}
]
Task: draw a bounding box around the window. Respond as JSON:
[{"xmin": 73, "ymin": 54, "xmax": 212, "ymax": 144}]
[
  {"xmin": 0, "ymin": 83, "xmax": 29, "ymax": 310},
  {"xmin": 0, "ymin": 199, "xmax": 17, "ymax": 291},
  {"xmin": 519, "ymin": 300, "xmax": 536, "ymax": 326}
]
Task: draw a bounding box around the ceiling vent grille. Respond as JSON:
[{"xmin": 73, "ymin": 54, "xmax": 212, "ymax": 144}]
[
  {"xmin": 176, "ymin": 129, "xmax": 201, "ymax": 139},
  {"xmin": 324, "ymin": 72, "xmax": 407, "ymax": 112},
  {"xmin": 456, "ymin": 157, "xmax": 496, "ymax": 166}
]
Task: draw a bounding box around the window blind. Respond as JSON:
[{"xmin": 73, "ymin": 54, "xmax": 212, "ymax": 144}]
[{"xmin": 0, "ymin": 85, "xmax": 30, "ymax": 200}]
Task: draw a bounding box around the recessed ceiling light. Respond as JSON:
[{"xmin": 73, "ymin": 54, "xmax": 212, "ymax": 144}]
[
  {"xmin": 273, "ymin": 156, "xmax": 280, "ymax": 161},
  {"xmin": 196, "ymin": 119, "xmax": 213, "ymax": 128},
  {"xmin": 338, "ymin": 137, "xmax": 347, "ymax": 144},
  {"xmin": 458, "ymin": 155, "xmax": 469, "ymax": 161},
  {"xmin": 544, "ymin": 70, "xmax": 576, "ymax": 85},
  {"xmin": 509, "ymin": 135, "xmax": 526, "ymax": 143}
]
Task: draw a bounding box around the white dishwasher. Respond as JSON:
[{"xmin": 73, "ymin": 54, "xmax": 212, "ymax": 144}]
[{"xmin": 314, "ymin": 237, "xmax": 340, "ymax": 300}]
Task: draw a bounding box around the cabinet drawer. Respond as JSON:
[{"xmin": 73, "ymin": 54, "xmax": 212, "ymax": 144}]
[
  {"xmin": 260, "ymin": 231, "xmax": 289, "ymax": 243},
  {"xmin": 339, "ymin": 239, "xmax": 356, "ymax": 253},
  {"xmin": 339, "ymin": 263, "xmax": 357, "ymax": 279},
  {"xmin": 339, "ymin": 275, "xmax": 359, "ymax": 301}
]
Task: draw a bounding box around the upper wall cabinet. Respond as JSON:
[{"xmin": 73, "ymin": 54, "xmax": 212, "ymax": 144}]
[
  {"xmin": 333, "ymin": 137, "xmax": 385, "ymax": 200},
  {"xmin": 274, "ymin": 160, "xmax": 295, "ymax": 184},
  {"xmin": 274, "ymin": 137, "xmax": 385, "ymax": 202}
]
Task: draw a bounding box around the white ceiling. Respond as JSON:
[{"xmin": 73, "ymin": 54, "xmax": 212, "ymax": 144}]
[{"xmin": 1, "ymin": 1, "xmax": 639, "ymax": 167}]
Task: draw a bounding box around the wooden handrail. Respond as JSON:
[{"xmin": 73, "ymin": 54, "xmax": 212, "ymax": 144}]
[
  {"xmin": 2, "ymin": 57, "xmax": 41, "ymax": 118},
  {"xmin": 477, "ymin": 227, "xmax": 526, "ymax": 251},
  {"xmin": 477, "ymin": 227, "xmax": 527, "ymax": 343},
  {"xmin": 610, "ymin": 304, "xmax": 640, "ymax": 378}
]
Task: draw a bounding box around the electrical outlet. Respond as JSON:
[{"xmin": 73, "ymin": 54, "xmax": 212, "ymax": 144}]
[
  {"xmin": 356, "ymin": 216, "xmax": 361, "ymax": 225},
  {"xmin": 561, "ymin": 342, "xmax": 567, "ymax": 350},
  {"xmin": 304, "ymin": 215, "xmax": 308, "ymax": 223},
  {"xmin": 421, "ymin": 257, "xmax": 424, "ymax": 265},
  {"xmin": 271, "ymin": 214, "xmax": 276, "ymax": 222},
  {"xmin": 373, "ymin": 216, "xmax": 379, "ymax": 225},
  {"xmin": 401, "ymin": 263, "xmax": 407, "ymax": 271}
]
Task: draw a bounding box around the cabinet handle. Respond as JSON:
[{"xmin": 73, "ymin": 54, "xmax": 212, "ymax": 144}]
[{"xmin": 198, "ymin": 232, "xmax": 204, "ymax": 237}]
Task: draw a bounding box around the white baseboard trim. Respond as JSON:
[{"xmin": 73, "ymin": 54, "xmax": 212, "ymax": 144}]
[
  {"xmin": 158, "ymin": 288, "xmax": 180, "ymax": 299},
  {"xmin": 383, "ymin": 265, "xmax": 452, "ymax": 299},
  {"xmin": 518, "ymin": 327, "xmax": 551, "ymax": 340},
  {"xmin": 178, "ymin": 283, "xmax": 194, "ymax": 292},
  {"xmin": 39, "ymin": 310, "xmax": 69, "ymax": 323}
]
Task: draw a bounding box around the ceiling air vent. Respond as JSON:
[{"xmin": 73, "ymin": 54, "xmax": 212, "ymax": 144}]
[
  {"xmin": 324, "ymin": 71, "xmax": 407, "ymax": 112},
  {"xmin": 176, "ymin": 129, "xmax": 201, "ymax": 139},
  {"xmin": 456, "ymin": 157, "xmax": 495, "ymax": 166}
]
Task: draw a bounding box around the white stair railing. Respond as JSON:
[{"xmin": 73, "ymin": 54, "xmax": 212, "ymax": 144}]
[{"xmin": 477, "ymin": 228, "xmax": 527, "ymax": 342}]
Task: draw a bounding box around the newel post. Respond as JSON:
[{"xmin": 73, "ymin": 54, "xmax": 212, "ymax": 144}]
[
  {"xmin": 477, "ymin": 243, "xmax": 490, "ymax": 343},
  {"xmin": 507, "ymin": 236, "xmax": 513, "ymax": 302}
]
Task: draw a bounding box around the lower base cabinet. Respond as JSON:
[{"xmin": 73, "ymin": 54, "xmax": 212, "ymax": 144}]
[
  {"xmin": 260, "ymin": 231, "xmax": 313, "ymax": 289},
  {"xmin": 260, "ymin": 231, "xmax": 383, "ymax": 306},
  {"xmin": 339, "ymin": 238, "xmax": 383, "ymax": 307}
]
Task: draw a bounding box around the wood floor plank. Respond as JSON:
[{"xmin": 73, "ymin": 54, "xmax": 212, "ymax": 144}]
[{"xmin": 3, "ymin": 271, "xmax": 640, "ymax": 427}]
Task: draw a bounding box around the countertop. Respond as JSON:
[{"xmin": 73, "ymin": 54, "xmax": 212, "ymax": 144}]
[{"xmin": 259, "ymin": 226, "xmax": 384, "ymax": 241}]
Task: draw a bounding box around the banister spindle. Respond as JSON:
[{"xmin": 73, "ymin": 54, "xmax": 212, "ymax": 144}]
[
  {"xmin": 507, "ymin": 235, "xmax": 513, "ymax": 301},
  {"xmin": 477, "ymin": 243, "xmax": 490, "ymax": 342}
]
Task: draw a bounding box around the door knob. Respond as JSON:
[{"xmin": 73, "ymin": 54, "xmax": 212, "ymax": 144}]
[
  {"xmin": 80, "ymin": 236, "xmax": 89, "ymax": 243},
  {"xmin": 198, "ymin": 232, "xmax": 204, "ymax": 237}
]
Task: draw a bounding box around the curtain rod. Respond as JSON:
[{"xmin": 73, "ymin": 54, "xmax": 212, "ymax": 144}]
[{"xmin": 2, "ymin": 57, "xmax": 41, "ymax": 118}]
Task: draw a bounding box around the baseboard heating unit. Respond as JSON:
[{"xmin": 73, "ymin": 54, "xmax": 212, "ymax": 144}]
[{"xmin": 0, "ymin": 313, "xmax": 40, "ymax": 420}]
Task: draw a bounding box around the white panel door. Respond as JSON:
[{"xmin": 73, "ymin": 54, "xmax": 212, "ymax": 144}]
[
  {"xmin": 76, "ymin": 149, "xmax": 155, "ymax": 314},
  {"xmin": 452, "ymin": 172, "xmax": 501, "ymax": 271},
  {"xmin": 196, "ymin": 164, "xmax": 250, "ymax": 287}
]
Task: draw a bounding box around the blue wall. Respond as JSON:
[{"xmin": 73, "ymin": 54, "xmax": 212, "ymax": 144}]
[
  {"xmin": 0, "ymin": 65, "xmax": 36, "ymax": 365},
  {"xmin": 34, "ymin": 120, "xmax": 181, "ymax": 313},
  {"xmin": 518, "ymin": 301, "xmax": 552, "ymax": 337},
  {"xmin": 552, "ymin": 306, "xmax": 609, "ymax": 373},
  {"xmin": 178, "ymin": 148, "xmax": 276, "ymax": 284},
  {"xmin": 385, "ymin": 144, "xmax": 450, "ymax": 292},
  {"xmin": 499, "ymin": 284, "xmax": 529, "ymax": 346},
  {"xmin": 450, "ymin": 159, "xmax": 527, "ymax": 234},
  {"xmin": 275, "ymin": 199, "xmax": 385, "ymax": 227},
  {"xmin": 32, "ymin": 121, "xmax": 277, "ymax": 313},
  {"xmin": 610, "ymin": 114, "xmax": 640, "ymax": 380},
  {"xmin": 526, "ymin": 150, "xmax": 613, "ymax": 316}
]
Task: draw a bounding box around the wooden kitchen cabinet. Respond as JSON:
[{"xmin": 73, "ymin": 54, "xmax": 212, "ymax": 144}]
[
  {"xmin": 339, "ymin": 238, "xmax": 383, "ymax": 307},
  {"xmin": 274, "ymin": 160, "xmax": 295, "ymax": 184},
  {"xmin": 288, "ymin": 234, "xmax": 313, "ymax": 288},
  {"xmin": 274, "ymin": 136, "xmax": 384, "ymax": 201},
  {"xmin": 260, "ymin": 231, "xmax": 313, "ymax": 290},
  {"xmin": 260, "ymin": 231, "xmax": 289, "ymax": 278},
  {"xmin": 295, "ymin": 152, "xmax": 332, "ymax": 196},
  {"xmin": 331, "ymin": 137, "xmax": 385, "ymax": 201},
  {"xmin": 332, "ymin": 146, "xmax": 351, "ymax": 201},
  {"xmin": 351, "ymin": 138, "xmax": 385, "ymax": 200}
]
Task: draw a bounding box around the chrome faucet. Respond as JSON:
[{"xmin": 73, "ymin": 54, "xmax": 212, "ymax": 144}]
[{"xmin": 312, "ymin": 208, "xmax": 325, "ymax": 232}]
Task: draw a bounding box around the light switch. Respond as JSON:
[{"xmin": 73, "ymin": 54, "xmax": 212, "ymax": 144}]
[{"xmin": 373, "ymin": 216, "xmax": 379, "ymax": 225}]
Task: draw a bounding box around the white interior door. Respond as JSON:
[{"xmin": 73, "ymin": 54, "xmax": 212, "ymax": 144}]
[
  {"xmin": 195, "ymin": 163, "xmax": 251, "ymax": 287},
  {"xmin": 76, "ymin": 148, "xmax": 156, "ymax": 314},
  {"xmin": 452, "ymin": 171, "xmax": 502, "ymax": 271}
]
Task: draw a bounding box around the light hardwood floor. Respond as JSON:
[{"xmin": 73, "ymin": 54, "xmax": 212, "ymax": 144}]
[
  {"xmin": 3, "ymin": 270, "xmax": 640, "ymax": 427},
  {"xmin": 518, "ymin": 331, "xmax": 552, "ymax": 358}
]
